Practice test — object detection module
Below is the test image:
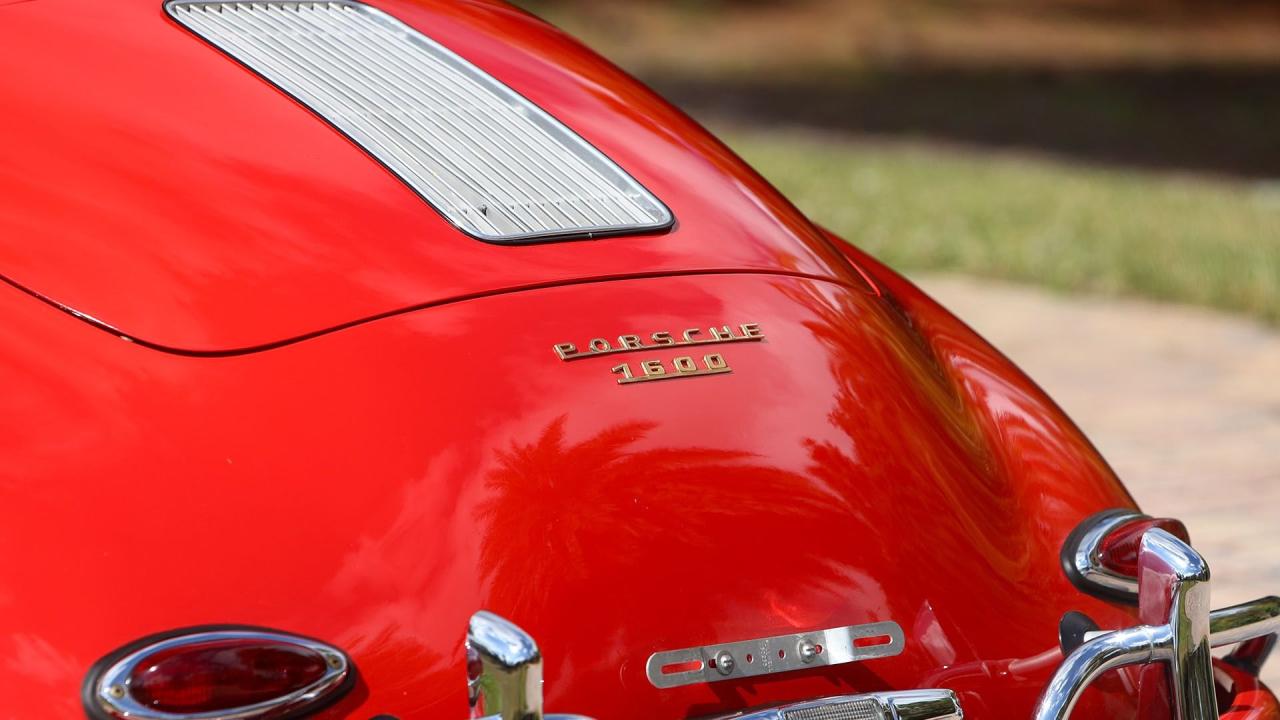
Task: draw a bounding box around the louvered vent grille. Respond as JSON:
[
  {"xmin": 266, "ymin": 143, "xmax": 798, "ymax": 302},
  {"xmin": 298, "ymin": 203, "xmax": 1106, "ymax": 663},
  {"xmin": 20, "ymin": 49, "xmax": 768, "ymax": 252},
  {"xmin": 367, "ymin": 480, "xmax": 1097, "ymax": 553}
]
[
  {"xmin": 783, "ymin": 699, "xmax": 883, "ymax": 720},
  {"xmin": 167, "ymin": 1, "xmax": 673, "ymax": 242}
]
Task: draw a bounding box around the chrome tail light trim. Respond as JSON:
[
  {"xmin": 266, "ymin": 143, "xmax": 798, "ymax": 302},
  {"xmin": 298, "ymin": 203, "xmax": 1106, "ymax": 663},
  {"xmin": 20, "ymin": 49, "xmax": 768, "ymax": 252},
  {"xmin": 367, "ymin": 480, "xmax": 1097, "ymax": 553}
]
[
  {"xmin": 83, "ymin": 626, "xmax": 353, "ymax": 720},
  {"xmin": 166, "ymin": 1, "xmax": 673, "ymax": 243},
  {"xmin": 1060, "ymin": 509, "xmax": 1145, "ymax": 602}
]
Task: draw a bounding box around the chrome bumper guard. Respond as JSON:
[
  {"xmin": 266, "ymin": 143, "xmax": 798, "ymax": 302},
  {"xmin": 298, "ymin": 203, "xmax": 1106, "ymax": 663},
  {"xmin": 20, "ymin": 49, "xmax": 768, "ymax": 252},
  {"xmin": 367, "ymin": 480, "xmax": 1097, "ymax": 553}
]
[
  {"xmin": 1034, "ymin": 527, "xmax": 1280, "ymax": 720},
  {"xmin": 467, "ymin": 529, "xmax": 1277, "ymax": 720}
]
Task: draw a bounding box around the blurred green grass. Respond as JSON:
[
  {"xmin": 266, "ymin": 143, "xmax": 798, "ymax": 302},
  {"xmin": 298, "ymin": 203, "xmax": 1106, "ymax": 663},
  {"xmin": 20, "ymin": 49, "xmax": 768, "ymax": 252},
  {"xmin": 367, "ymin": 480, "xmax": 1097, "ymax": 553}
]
[
  {"xmin": 514, "ymin": 0, "xmax": 1280, "ymax": 321},
  {"xmin": 722, "ymin": 128, "xmax": 1280, "ymax": 322}
]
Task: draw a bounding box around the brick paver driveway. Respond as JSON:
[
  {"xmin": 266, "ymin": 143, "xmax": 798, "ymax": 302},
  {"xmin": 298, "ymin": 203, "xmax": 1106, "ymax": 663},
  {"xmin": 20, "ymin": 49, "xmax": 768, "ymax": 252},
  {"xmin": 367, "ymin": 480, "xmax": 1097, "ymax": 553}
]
[{"xmin": 917, "ymin": 273, "xmax": 1280, "ymax": 689}]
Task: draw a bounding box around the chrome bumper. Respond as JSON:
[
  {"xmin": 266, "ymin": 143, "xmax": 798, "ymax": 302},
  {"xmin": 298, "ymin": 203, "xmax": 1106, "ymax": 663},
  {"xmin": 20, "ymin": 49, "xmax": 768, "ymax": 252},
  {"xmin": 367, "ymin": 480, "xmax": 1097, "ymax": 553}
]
[
  {"xmin": 1033, "ymin": 593, "xmax": 1280, "ymax": 720},
  {"xmin": 466, "ymin": 529, "xmax": 1278, "ymax": 720},
  {"xmin": 706, "ymin": 690, "xmax": 962, "ymax": 720},
  {"xmin": 1034, "ymin": 524, "xmax": 1280, "ymax": 720}
]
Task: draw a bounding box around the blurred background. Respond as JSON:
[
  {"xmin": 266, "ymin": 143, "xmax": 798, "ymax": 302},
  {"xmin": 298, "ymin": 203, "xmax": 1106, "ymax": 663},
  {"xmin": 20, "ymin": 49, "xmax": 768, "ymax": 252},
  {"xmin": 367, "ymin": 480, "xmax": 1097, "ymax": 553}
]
[{"xmin": 517, "ymin": 0, "xmax": 1280, "ymax": 685}]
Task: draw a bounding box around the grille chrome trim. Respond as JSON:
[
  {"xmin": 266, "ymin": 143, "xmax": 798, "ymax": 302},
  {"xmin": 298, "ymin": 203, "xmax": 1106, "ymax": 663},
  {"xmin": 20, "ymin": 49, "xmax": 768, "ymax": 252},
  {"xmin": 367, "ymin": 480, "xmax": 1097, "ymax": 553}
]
[
  {"xmin": 783, "ymin": 698, "xmax": 880, "ymax": 720},
  {"xmin": 708, "ymin": 691, "xmax": 963, "ymax": 720},
  {"xmin": 166, "ymin": 0, "xmax": 673, "ymax": 243}
]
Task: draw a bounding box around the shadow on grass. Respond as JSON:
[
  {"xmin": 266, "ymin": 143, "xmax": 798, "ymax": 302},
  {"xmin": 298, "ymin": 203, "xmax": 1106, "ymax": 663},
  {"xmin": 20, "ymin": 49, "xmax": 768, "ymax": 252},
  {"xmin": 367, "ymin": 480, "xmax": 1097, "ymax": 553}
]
[{"xmin": 645, "ymin": 66, "xmax": 1280, "ymax": 178}]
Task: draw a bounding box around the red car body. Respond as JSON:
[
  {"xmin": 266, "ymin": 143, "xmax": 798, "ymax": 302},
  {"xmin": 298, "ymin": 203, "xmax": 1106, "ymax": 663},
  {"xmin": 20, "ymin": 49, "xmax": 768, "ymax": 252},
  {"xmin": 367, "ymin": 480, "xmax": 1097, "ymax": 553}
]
[{"xmin": 0, "ymin": 1, "xmax": 1274, "ymax": 718}]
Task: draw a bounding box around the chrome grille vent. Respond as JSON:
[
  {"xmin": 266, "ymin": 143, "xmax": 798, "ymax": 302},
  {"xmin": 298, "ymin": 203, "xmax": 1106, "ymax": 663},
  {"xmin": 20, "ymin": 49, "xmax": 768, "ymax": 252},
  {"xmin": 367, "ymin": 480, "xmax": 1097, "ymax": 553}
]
[
  {"xmin": 784, "ymin": 699, "xmax": 882, "ymax": 720},
  {"xmin": 167, "ymin": 0, "xmax": 673, "ymax": 242}
]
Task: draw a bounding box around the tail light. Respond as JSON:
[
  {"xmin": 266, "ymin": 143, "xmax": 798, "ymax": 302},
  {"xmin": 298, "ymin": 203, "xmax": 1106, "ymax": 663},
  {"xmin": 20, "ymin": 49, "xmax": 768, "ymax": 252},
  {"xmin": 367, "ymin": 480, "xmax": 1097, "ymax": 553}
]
[
  {"xmin": 1061, "ymin": 509, "xmax": 1191, "ymax": 602},
  {"xmin": 1097, "ymin": 516, "xmax": 1190, "ymax": 578},
  {"xmin": 83, "ymin": 626, "xmax": 353, "ymax": 720}
]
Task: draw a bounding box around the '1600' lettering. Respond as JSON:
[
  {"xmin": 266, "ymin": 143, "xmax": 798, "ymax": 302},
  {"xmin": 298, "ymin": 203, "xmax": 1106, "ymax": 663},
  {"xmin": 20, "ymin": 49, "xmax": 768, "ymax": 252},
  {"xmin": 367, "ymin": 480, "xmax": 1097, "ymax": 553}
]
[
  {"xmin": 611, "ymin": 353, "xmax": 731, "ymax": 385},
  {"xmin": 552, "ymin": 323, "xmax": 764, "ymax": 361}
]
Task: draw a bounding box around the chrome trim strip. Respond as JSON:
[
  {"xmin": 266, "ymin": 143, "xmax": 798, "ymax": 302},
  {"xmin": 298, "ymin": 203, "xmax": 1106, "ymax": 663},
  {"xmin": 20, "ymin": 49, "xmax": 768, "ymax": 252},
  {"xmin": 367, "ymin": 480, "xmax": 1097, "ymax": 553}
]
[
  {"xmin": 476, "ymin": 716, "xmax": 594, "ymax": 720},
  {"xmin": 90, "ymin": 629, "xmax": 350, "ymax": 720},
  {"xmin": 885, "ymin": 690, "xmax": 964, "ymax": 720},
  {"xmin": 708, "ymin": 690, "xmax": 962, "ymax": 720},
  {"xmin": 646, "ymin": 621, "xmax": 905, "ymax": 689}
]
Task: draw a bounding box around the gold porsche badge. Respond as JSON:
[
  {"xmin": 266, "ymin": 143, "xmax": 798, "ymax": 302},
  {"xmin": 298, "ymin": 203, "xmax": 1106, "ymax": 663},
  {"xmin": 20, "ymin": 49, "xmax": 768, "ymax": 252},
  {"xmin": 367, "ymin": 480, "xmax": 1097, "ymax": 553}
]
[{"xmin": 553, "ymin": 323, "xmax": 764, "ymax": 385}]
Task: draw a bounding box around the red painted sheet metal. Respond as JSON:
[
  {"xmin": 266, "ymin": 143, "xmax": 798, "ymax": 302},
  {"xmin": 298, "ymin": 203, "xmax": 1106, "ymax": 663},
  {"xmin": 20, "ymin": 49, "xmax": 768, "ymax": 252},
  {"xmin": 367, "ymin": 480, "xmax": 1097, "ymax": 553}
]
[
  {"xmin": 1221, "ymin": 661, "xmax": 1280, "ymax": 720},
  {"xmin": 0, "ymin": 0, "xmax": 856, "ymax": 353},
  {"xmin": 1, "ymin": 266, "xmax": 1145, "ymax": 719}
]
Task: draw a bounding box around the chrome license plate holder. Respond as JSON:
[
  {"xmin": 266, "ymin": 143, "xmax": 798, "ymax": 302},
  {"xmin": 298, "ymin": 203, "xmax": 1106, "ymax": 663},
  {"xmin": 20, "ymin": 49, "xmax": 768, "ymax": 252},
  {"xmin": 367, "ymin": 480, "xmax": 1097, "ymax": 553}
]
[{"xmin": 645, "ymin": 620, "xmax": 904, "ymax": 689}]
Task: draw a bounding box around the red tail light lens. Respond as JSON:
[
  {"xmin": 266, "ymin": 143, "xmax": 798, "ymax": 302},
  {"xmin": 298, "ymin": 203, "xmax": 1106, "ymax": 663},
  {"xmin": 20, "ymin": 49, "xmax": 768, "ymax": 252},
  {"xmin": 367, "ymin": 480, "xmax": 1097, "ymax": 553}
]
[
  {"xmin": 1098, "ymin": 516, "xmax": 1190, "ymax": 577},
  {"xmin": 1062, "ymin": 509, "xmax": 1195, "ymax": 603},
  {"xmin": 128, "ymin": 639, "xmax": 329, "ymax": 712},
  {"xmin": 84, "ymin": 627, "xmax": 353, "ymax": 720}
]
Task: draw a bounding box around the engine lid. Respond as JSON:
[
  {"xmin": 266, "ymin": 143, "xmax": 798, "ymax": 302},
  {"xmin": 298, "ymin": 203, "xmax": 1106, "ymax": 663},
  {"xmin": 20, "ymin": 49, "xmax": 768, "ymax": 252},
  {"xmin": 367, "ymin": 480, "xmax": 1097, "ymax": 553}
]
[{"xmin": 0, "ymin": 0, "xmax": 856, "ymax": 353}]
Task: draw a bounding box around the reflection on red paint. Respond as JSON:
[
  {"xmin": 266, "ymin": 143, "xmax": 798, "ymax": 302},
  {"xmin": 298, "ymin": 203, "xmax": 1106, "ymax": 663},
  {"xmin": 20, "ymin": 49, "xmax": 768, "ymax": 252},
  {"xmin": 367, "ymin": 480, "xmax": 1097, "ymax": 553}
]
[{"xmin": 0, "ymin": 257, "xmax": 1157, "ymax": 719}]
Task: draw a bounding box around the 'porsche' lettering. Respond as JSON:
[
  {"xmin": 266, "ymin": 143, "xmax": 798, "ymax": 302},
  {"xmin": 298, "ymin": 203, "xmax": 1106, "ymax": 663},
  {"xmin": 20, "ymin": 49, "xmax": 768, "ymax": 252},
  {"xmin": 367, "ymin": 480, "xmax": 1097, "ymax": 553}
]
[
  {"xmin": 554, "ymin": 323, "xmax": 765, "ymax": 385},
  {"xmin": 612, "ymin": 354, "xmax": 731, "ymax": 385},
  {"xmin": 552, "ymin": 323, "xmax": 765, "ymax": 362},
  {"xmin": 709, "ymin": 325, "xmax": 736, "ymax": 341}
]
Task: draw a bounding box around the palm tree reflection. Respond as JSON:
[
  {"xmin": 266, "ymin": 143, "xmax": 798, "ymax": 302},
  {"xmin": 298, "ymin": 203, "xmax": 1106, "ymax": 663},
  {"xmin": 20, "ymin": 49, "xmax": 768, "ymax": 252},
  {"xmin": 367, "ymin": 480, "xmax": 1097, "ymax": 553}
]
[{"xmin": 477, "ymin": 415, "xmax": 858, "ymax": 612}]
